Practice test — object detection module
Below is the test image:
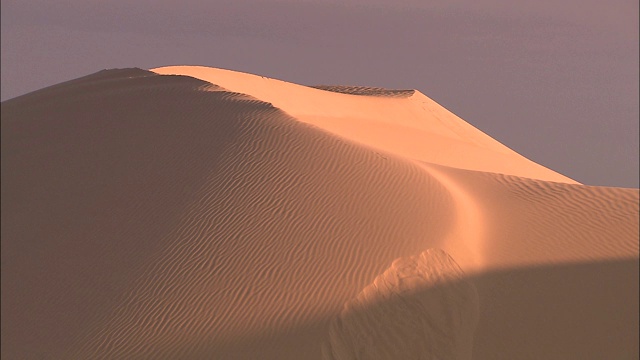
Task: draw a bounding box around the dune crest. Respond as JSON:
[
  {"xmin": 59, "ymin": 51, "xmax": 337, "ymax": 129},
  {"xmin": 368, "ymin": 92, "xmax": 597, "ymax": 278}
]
[
  {"xmin": 152, "ymin": 66, "xmax": 578, "ymax": 184},
  {"xmin": 311, "ymin": 85, "xmax": 416, "ymax": 98}
]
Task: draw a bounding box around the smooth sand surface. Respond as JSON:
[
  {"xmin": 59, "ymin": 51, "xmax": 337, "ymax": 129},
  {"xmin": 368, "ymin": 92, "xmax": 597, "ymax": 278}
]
[{"xmin": 2, "ymin": 67, "xmax": 637, "ymax": 359}]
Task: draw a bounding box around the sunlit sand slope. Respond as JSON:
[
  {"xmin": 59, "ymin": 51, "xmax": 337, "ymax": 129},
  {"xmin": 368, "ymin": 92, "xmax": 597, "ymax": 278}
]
[
  {"xmin": 431, "ymin": 165, "xmax": 639, "ymax": 270},
  {"xmin": 153, "ymin": 66, "xmax": 578, "ymax": 184}
]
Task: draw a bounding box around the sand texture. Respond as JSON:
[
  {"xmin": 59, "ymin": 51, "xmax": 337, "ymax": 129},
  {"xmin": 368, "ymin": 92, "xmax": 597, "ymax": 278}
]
[{"xmin": 2, "ymin": 66, "xmax": 638, "ymax": 359}]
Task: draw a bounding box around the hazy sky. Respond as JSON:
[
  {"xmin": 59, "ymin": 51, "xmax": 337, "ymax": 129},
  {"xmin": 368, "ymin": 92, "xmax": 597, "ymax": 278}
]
[{"xmin": 2, "ymin": 0, "xmax": 638, "ymax": 187}]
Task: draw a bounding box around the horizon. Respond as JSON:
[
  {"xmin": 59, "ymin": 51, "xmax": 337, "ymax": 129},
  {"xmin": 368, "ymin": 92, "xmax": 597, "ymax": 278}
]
[{"xmin": 1, "ymin": 0, "xmax": 638, "ymax": 188}]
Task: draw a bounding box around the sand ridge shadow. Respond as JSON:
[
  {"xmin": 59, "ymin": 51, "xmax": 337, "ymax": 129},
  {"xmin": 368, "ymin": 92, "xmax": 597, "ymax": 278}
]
[{"xmin": 1, "ymin": 68, "xmax": 275, "ymax": 358}]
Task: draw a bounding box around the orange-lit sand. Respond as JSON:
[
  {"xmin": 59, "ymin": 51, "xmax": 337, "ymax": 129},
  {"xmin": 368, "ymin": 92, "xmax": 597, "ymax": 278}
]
[{"xmin": 2, "ymin": 67, "xmax": 637, "ymax": 359}]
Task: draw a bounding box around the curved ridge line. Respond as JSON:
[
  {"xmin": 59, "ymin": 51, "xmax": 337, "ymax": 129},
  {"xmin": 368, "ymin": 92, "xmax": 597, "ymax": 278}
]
[{"xmin": 417, "ymin": 162, "xmax": 485, "ymax": 273}]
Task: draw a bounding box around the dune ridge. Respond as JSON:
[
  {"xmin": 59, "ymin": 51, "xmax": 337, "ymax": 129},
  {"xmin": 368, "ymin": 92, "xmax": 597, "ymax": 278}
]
[
  {"xmin": 152, "ymin": 65, "xmax": 578, "ymax": 184},
  {"xmin": 2, "ymin": 66, "xmax": 638, "ymax": 359},
  {"xmin": 311, "ymin": 85, "xmax": 416, "ymax": 98}
]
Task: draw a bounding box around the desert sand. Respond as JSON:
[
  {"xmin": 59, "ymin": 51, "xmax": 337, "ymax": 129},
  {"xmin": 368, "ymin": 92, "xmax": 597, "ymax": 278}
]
[{"xmin": 2, "ymin": 66, "xmax": 638, "ymax": 359}]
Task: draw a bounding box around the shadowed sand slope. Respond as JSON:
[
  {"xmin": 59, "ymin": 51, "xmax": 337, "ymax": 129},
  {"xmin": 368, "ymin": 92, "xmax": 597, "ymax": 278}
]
[
  {"xmin": 324, "ymin": 258, "xmax": 638, "ymax": 360},
  {"xmin": 470, "ymin": 258, "xmax": 639, "ymax": 360},
  {"xmin": 324, "ymin": 249, "xmax": 480, "ymax": 360},
  {"xmin": 2, "ymin": 66, "xmax": 638, "ymax": 359}
]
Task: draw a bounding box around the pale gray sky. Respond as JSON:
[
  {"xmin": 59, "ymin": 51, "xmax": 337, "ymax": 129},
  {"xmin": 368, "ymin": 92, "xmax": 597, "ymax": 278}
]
[{"xmin": 2, "ymin": 0, "xmax": 638, "ymax": 187}]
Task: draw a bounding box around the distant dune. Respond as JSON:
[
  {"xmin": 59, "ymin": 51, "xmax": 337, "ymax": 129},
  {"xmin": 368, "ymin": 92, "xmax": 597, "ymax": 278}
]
[{"xmin": 2, "ymin": 66, "xmax": 637, "ymax": 359}]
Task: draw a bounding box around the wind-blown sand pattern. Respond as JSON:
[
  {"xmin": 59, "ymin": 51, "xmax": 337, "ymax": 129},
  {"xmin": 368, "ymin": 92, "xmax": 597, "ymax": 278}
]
[
  {"xmin": 311, "ymin": 85, "xmax": 415, "ymax": 98},
  {"xmin": 2, "ymin": 66, "xmax": 638, "ymax": 359}
]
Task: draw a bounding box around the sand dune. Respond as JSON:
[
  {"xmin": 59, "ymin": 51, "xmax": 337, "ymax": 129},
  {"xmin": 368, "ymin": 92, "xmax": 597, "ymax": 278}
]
[{"xmin": 2, "ymin": 66, "xmax": 638, "ymax": 359}]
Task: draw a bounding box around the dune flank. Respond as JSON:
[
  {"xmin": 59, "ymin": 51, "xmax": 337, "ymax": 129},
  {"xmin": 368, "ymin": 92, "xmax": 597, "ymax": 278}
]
[{"xmin": 2, "ymin": 66, "xmax": 637, "ymax": 359}]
